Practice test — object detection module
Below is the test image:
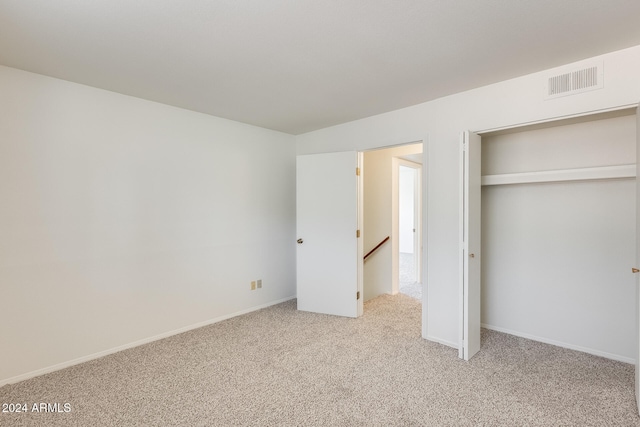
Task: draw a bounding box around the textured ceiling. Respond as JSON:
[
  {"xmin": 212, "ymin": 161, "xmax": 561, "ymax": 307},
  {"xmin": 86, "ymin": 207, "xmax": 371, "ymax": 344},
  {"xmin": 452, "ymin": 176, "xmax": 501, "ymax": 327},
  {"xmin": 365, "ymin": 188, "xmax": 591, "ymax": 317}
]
[{"xmin": 2, "ymin": 1, "xmax": 640, "ymax": 135}]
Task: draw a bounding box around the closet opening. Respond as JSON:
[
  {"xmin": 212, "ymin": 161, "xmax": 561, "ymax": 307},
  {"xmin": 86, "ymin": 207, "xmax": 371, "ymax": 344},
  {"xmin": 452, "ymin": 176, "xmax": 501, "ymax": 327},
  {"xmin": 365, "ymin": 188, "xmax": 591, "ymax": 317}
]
[{"xmin": 478, "ymin": 108, "xmax": 636, "ymax": 363}]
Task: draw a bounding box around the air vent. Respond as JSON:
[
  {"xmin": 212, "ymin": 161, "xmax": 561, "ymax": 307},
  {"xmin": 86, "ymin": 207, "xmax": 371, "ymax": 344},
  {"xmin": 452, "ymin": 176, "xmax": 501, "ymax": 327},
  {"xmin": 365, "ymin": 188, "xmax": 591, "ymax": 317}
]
[{"xmin": 545, "ymin": 61, "xmax": 603, "ymax": 100}]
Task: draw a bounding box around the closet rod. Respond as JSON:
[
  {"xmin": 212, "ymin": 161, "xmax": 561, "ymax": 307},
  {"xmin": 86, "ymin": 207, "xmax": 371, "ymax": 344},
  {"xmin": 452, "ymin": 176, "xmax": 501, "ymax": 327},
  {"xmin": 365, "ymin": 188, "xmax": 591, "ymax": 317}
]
[{"xmin": 482, "ymin": 164, "xmax": 636, "ymax": 186}]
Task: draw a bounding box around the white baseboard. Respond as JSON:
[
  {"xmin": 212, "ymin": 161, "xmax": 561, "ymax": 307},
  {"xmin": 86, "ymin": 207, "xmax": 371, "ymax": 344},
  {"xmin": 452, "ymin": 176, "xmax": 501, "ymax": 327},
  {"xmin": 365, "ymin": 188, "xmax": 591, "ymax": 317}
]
[
  {"xmin": 425, "ymin": 334, "xmax": 458, "ymax": 349},
  {"xmin": 1, "ymin": 296, "xmax": 296, "ymax": 387},
  {"xmin": 481, "ymin": 323, "xmax": 635, "ymax": 365}
]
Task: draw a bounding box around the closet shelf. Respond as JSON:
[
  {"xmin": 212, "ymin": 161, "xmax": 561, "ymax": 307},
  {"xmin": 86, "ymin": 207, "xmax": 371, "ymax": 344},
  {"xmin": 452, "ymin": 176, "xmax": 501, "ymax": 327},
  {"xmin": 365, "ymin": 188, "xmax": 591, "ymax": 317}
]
[{"xmin": 481, "ymin": 164, "xmax": 636, "ymax": 186}]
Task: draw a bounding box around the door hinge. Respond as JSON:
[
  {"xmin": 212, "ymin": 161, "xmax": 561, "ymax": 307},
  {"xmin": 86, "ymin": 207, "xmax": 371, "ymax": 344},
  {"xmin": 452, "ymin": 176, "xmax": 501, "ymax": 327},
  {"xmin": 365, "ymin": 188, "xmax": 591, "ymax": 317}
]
[
  {"xmin": 357, "ymin": 291, "xmax": 360, "ymax": 300},
  {"xmin": 356, "ymin": 167, "xmax": 360, "ymax": 176},
  {"xmin": 356, "ymin": 229, "xmax": 360, "ymax": 238}
]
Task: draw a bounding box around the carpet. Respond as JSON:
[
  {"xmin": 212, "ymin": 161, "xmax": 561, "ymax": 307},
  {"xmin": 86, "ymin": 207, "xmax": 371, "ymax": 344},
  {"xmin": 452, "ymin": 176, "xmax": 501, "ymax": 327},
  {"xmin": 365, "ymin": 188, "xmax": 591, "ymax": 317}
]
[{"xmin": 1, "ymin": 294, "xmax": 638, "ymax": 426}]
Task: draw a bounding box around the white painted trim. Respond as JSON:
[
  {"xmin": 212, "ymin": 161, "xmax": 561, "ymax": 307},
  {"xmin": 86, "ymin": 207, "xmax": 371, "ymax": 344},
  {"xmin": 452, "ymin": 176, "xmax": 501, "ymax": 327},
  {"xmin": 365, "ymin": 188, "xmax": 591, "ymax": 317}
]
[
  {"xmin": 458, "ymin": 131, "xmax": 466, "ymax": 359},
  {"xmin": 1, "ymin": 296, "xmax": 296, "ymax": 387},
  {"xmin": 360, "ymin": 136, "xmax": 426, "ymax": 153},
  {"xmin": 482, "ymin": 164, "xmax": 636, "ymax": 186},
  {"xmin": 476, "ymin": 104, "xmax": 638, "ymax": 135},
  {"xmin": 482, "ymin": 323, "xmax": 635, "ymax": 364},
  {"xmin": 357, "ymin": 152, "xmax": 364, "ymax": 317},
  {"xmin": 425, "ymin": 334, "xmax": 458, "ymax": 349},
  {"xmin": 421, "ymin": 136, "xmax": 430, "ymax": 343}
]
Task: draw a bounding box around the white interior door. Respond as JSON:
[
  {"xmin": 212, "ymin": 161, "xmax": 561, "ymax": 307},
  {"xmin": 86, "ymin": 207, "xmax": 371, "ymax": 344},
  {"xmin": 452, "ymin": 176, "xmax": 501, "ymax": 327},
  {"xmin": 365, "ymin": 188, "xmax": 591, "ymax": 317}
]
[
  {"xmin": 459, "ymin": 131, "xmax": 481, "ymax": 360},
  {"xmin": 635, "ymin": 105, "xmax": 640, "ymax": 413},
  {"xmin": 412, "ymin": 164, "xmax": 422, "ymax": 283},
  {"xmin": 398, "ymin": 161, "xmax": 422, "ymax": 283},
  {"xmin": 297, "ymin": 151, "xmax": 362, "ymax": 318}
]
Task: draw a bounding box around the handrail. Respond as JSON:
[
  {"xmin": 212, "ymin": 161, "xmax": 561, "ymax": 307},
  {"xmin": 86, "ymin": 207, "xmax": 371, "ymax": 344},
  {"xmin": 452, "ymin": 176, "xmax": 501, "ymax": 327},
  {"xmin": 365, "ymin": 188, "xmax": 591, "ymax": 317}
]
[{"xmin": 364, "ymin": 236, "xmax": 390, "ymax": 261}]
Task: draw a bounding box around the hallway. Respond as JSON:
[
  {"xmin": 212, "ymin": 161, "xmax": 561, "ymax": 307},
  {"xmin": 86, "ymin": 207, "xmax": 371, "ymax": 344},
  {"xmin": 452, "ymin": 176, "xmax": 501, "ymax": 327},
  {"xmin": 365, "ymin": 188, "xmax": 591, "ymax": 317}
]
[{"xmin": 399, "ymin": 252, "xmax": 421, "ymax": 300}]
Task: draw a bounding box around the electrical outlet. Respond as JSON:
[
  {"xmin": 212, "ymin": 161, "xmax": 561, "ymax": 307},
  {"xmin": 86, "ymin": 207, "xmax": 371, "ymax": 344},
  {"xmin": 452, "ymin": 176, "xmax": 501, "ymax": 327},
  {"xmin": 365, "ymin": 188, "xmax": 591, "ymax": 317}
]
[
  {"xmin": 251, "ymin": 281, "xmax": 256, "ymax": 290},
  {"xmin": 257, "ymin": 279, "xmax": 262, "ymax": 289}
]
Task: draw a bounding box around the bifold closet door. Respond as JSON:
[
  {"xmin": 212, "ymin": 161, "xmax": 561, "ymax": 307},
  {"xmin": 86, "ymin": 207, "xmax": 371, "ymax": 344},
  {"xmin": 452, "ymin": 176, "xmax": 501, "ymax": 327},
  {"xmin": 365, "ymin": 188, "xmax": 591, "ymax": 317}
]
[
  {"xmin": 460, "ymin": 131, "xmax": 481, "ymax": 361},
  {"xmin": 634, "ymin": 105, "xmax": 640, "ymax": 414}
]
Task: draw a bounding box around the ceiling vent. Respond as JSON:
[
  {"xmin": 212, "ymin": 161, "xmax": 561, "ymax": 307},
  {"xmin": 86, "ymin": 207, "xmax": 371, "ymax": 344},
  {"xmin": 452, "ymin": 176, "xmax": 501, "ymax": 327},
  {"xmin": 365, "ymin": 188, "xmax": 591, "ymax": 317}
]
[{"xmin": 545, "ymin": 61, "xmax": 603, "ymax": 100}]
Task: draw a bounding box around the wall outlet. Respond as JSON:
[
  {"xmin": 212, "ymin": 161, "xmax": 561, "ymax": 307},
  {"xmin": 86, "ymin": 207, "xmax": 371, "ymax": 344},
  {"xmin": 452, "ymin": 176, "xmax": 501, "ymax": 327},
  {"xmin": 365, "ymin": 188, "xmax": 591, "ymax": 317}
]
[
  {"xmin": 251, "ymin": 281, "xmax": 256, "ymax": 290},
  {"xmin": 257, "ymin": 279, "xmax": 262, "ymax": 289}
]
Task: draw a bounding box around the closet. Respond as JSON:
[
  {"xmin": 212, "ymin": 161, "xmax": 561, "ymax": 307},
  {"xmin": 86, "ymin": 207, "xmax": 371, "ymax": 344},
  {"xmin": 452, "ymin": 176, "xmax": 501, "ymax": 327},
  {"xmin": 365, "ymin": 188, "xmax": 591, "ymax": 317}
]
[{"xmin": 480, "ymin": 109, "xmax": 636, "ymax": 362}]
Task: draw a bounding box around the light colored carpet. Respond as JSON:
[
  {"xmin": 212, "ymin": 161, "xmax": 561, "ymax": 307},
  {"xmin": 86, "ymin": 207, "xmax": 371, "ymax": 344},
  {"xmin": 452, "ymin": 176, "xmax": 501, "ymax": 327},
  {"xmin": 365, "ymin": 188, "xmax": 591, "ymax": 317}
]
[
  {"xmin": 399, "ymin": 280, "xmax": 422, "ymax": 301},
  {"xmin": 1, "ymin": 295, "xmax": 638, "ymax": 426},
  {"xmin": 399, "ymin": 252, "xmax": 422, "ymax": 300}
]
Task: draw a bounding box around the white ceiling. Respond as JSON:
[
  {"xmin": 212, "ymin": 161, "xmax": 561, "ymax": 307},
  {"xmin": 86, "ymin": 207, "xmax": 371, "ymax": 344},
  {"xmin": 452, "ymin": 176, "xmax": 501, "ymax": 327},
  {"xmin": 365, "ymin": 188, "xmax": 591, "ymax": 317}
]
[{"xmin": 2, "ymin": 1, "xmax": 640, "ymax": 135}]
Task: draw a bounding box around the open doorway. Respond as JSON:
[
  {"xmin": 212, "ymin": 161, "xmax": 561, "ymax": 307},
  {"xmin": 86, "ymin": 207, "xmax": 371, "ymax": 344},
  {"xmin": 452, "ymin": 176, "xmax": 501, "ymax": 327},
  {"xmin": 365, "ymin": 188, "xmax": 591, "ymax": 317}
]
[
  {"xmin": 362, "ymin": 142, "xmax": 423, "ymax": 303},
  {"xmin": 398, "ymin": 160, "xmax": 422, "ymax": 300}
]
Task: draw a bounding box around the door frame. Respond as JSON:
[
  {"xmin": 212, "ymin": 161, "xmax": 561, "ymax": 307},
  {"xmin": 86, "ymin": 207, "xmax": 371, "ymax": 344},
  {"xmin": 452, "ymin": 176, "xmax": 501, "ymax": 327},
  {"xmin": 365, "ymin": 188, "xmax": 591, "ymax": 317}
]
[
  {"xmin": 461, "ymin": 105, "xmax": 639, "ymax": 364},
  {"xmin": 360, "ymin": 138, "xmax": 428, "ymax": 328},
  {"xmin": 357, "ymin": 152, "xmax": 364, "ymax": 317},
  {"xmin": 298, "ymin": 136, "xmax": 429, "ymax": 333},
  {"xmin": 393, "ymin": 158, "xmax": 423, "ymax": 293}
]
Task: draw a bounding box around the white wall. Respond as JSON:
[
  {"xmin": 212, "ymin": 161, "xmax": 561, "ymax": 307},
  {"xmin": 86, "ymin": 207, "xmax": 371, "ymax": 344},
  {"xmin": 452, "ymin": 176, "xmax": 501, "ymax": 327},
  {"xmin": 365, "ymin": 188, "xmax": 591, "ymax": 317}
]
[
  {"xmin": 296, "ymin": 45, "xmax": 640, "ymax": 349},
  {"xmin": 0, "ymin": 66, "xmax": 297, "ymax": 384},
  {"xmin": 481, "ymin": 114, "xmax": 636, "ymax": 361},
  {"xmin": 363, "ymin": 144, "xmax": 422, "ymax": 301}
]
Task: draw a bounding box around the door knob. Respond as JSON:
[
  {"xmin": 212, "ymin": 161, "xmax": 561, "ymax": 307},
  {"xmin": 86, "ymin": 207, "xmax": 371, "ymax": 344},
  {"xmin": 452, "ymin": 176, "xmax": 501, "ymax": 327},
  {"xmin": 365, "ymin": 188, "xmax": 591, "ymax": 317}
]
[
  {"xmin": 297, "ymin": 238, "xmax": 304, "ymax": 244},
  {"xmin": 470, "ymin": 253, "xmax": 475, "ymax": 258},
  {"xmin": 633, "ymin": 268, "xmax": 639, "ymax": 273}
]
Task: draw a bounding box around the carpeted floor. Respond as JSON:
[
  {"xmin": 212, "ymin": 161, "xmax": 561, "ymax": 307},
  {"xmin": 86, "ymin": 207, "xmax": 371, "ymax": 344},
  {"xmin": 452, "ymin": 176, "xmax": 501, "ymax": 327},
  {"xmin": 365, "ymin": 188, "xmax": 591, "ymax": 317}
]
[
  {"xmin": 399, "ymin": 252, "xmax": 422, "ymax": 300},
  {"xmin": 1, "ymin": 294, "xmax": 638, "ymax": 426}
]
